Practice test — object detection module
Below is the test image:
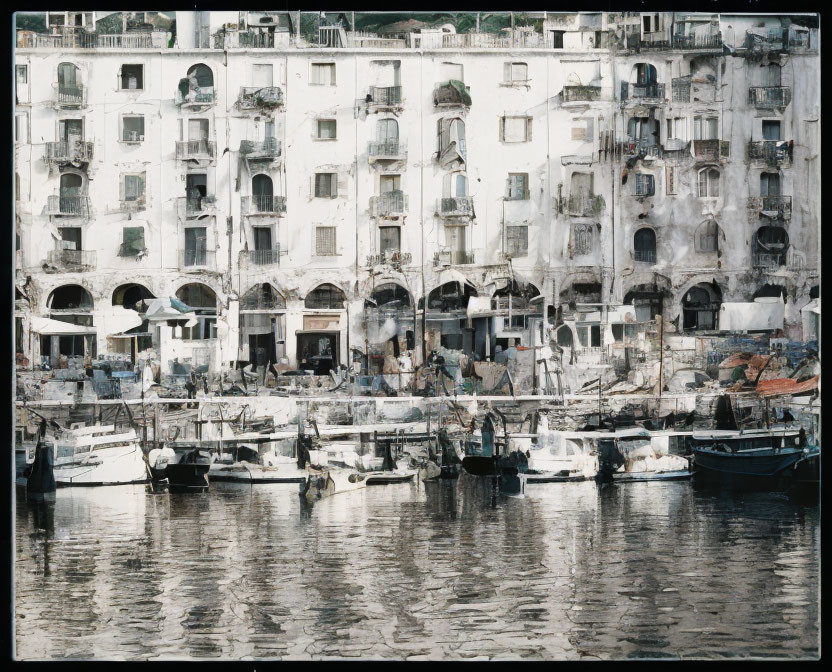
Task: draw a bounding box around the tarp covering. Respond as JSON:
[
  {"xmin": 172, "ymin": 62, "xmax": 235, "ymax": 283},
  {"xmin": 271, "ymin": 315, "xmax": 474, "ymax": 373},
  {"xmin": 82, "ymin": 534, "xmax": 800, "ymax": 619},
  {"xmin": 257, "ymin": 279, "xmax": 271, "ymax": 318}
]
[
  {"xmin": 97, "ymin": 306, "xmax": 143, "ymax": 336},
  {"xmin": 757, "ymin": 375, "xmax": 819, "ymax": 398},
  {"xmin": 31, "ymin": 317, "xmax": 96, "ymax": 336},
  {"xmin": 145, "ymin": 297, "xmax": 197, "ymax": 324},
  {"xmin": 437, "ymin": 268, "xmax": 475, "ymax": 290},
  {"xmin": 719, "ymin": 299, "xmax": 784, "ymax": 331},
  {"xmin": 466, "ymin": 296, "xmax": 493, "ymax": 319}
]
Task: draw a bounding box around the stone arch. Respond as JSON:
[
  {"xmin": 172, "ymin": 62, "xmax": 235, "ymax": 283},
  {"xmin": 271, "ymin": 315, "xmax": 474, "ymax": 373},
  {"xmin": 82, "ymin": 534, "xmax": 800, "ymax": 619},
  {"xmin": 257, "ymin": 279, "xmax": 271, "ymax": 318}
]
[
  {"xmin": 695, "ymin": 218, "xmax": 722, "ymax": 253},
  {"xmin": 368, "ymin": 282, "xmax": 412, "ymax": 309},
  {"xmin": 422, "ymin": 280, "xmax": 478, "ymax": 311},
  {"xmin": 681, "ymin": 281, "xmax": 723, "ymax": 331},
  {"xmin": 752, "ymin": 225, "xmax": 789, "ymax": 267},
  {"xmin": 47, "ymin": 284, "xmax": 93, "ymax": 311},
  {"xmin": 175, "ymin": 282, "xmax": 218, "ymax": 311},
  {"xmin": 491, "ymin": 279, "xmax": 540, "ymax": 310},
  {"xmin": 305, "ymin": 283, "xmax": 346, "ymax": 310},
  {"xmin": 753, "ymin": 283, "xmax": 787, "ymax": 301},
  {"xmin": 112, "ymin": 283, "xmax": 155, "ymax": 311},
  {"xmin": 186, "ymin": 63, "xmax": 214, "ymax": 88},
  {"xmin": 555, "ymin": 324, "xmax": 574, "ymax": 348},
  {"xmin": 240, "ymin": 283, "xmax": 285, "ymax": 311}
]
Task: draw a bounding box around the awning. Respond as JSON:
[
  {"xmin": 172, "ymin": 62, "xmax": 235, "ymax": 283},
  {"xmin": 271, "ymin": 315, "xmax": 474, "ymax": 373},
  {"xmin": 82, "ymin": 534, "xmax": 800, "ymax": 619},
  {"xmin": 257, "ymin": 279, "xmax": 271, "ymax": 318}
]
[{"xmin": 31, "ymin": 317, "xmax": 96, "ymax": 336}]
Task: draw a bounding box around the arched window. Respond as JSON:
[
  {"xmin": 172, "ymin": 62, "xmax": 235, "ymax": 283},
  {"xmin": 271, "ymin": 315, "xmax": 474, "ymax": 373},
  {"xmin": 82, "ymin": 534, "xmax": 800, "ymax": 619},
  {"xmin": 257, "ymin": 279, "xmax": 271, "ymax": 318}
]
[
  {"xmin": 176, "ymin": 283, "xmax": 217, "ymax": 340},
  {"xmin": 377, "ymin": 118, "xmax": 399, "ymax": 143},
  {"xmin": 48, "ymin": 284, "xmax": 93, "ymax": 311},
  {"xmin": 760, "ymin": 172, "xmax": 781, "ymax": 196},
  {"xmin": 695, "ymin": 219, "xmax": 720, "ymax": 252},
  {"xmin": 60, "ymin": 173, "xmax": 83, "ymax": 195},
  {"xmin": 556, "ymin": 325, "xmax": 574, "ymax": 347},
  {"xmin": 425, "ymin": 281, "xmax": 477, "ymax": 311},
  {"xmin": 240, "ymin": 283, "xmax": 285, "ymax": 311},
  {"xmin": 369, "ymin": 283, "xmax": 411, "ymax": 309},
  {"xmin": 438, "ymin": 117, "xmax": 466, "ymax": 166},
  {"xmin": 753, "ymin": 225, "xmax": 789, "ymax": 268},
  {"xmin": 634, "ymin": 228, "xmax": 657, "ymax": 263},
  {"xmin": 682, "ymin": 282, "xmax": 722, "ymax": 331},
  {"xmin": 698, "ymin": 168, "xmax": 720, "ymax": 197},
  {"xmin": 492, "ymin": 280, "xmax": 539, "ymax": 310},
  {"xmin": 112, "ymin": 283, "xmax": 155, "ymax": 311},
  {"xmin": 305, "ymin": 283, "xmax": 345, "ymax": 310},
  {"xmin": 187, "ymin": 64, "xmax": 214, "ymax": 88},
  {"xmin": 251, "ymin": 173, "xmax": 274, "ymax": 212}
]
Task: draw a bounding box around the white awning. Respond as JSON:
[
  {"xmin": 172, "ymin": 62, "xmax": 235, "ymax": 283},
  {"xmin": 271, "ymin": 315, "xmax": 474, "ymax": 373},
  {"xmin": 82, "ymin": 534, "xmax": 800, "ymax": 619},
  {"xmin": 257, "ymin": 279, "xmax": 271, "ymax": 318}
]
[{"xmin": 31, "ymin": 317, "xmax": 96, "ymax": 336}]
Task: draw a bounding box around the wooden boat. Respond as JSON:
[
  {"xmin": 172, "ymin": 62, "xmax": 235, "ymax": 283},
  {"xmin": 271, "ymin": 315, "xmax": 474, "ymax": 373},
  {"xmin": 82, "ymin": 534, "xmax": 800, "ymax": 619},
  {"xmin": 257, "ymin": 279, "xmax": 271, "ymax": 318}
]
[
  {"xmin": 525, "ymin": 417, "xmax": 599, "ymax": 483},
  {"xmin": 597, "ymin": 427, "xmax": 691, "ymax": 482},
  {"xmin": 364, "ymin": 434, "xmax": 417, "ymax": 484},
  {"xmin": 460, "ymin": 415, "xmax": 527, "ymax": 498},
  {"xmin": 165, "ymin": 447, "xmax": 211, "ymax": 492},
  {"xmin": 689, "ymin": 427, "xmax": 809, "ymax": 481}
]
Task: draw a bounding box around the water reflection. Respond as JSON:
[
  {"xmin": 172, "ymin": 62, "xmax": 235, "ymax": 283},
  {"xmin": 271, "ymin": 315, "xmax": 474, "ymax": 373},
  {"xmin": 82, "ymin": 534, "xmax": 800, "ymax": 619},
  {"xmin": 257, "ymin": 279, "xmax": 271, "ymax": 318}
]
[{"xmin": 15, "ymin": 481, "xmax": 819, "ymax": 660}]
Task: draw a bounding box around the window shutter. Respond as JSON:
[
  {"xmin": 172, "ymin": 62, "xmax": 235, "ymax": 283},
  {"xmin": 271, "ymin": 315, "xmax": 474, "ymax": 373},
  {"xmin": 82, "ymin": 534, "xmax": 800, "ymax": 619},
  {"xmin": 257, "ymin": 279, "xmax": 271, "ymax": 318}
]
[
  {"xmin": 647, "ymin": 175, "xmax": 655, "ymax": 196},
  {"xmin": 526, "ymin": 117, "xmax": 532, "ymax": 142},
  {"xmin": 720, "ymin": 141, "xmax": 730, "ymax": 159},
  {"xmin": 499, "ymin": 116, "xmax": 505, "ymax": 142},
  {"xmin": 330, "ymin": 64, "xmax": 336, "ymax": 86},
  {"xmin": 119, "ymin": 175, "xmax": 126, "ymax": 201},
  {"xmin": 620, "ymin": 80, "xmax": 628, "ymax": 101}
]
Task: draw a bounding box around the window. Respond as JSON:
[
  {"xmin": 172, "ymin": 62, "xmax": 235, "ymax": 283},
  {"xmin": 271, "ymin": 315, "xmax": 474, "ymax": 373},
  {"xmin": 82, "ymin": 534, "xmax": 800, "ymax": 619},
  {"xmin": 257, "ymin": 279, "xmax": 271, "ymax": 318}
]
[
  {"xmin": 314, "ymin": 173, "xmax": 337, "ymax": 198},
  {"xmin": 506, "ymin": 226, "xmax": 528, "ymax": 257},
  {"xmin": 184, "ymin": 227, "xmax": 207, "ymax": 266},
  {"xmin": 760, "ymin": 172, "xmax": 781, "ymax": 196},
  {"xmin": 310, "ymin": 63, "xmax": 336, "ymax": 86},
  {"xmin": 120, "ymin": 64, "xmax": 144, "ymax": 90},
  {"xmin": 550, "ymin": 31, "xmax": 565, "ymax": 48},
  {"xmin": 120, "ymin": 227, "xmax": 145, "ymax": 257},
  {"xmin": 379, "ymin": 226, "xmax": 401, "ymax": 254},
  {"xmin": 762, "ymin": 120, "xmax": 782, "ymax": 141},
  {"xmin": 573, "ymin": 224, "xmax": 592, "ymax": 256},
  {"xmin": 253, "ymin": 227, "xmax": 272, "ymax": 251},
  {"xmin": 122, "ymin": 116, "xmax": 145, "ymax": 142},
  {"xmin": 16, "ymin": 64, "xmax": 27, "ymax": 85},
  {"xmin": 571, "ymin": 118, "xmax": 594, "ymax": 142},
  {"xmin": 380, "ymin": 175, "xmax": 401, "ymax": 192},
  {"xmin": 666, "ymin": 117, "xmax": 687, "ymax": 142},
  {"xmin": 122, "ymin": 173, "xmax": 146, "ymax": 202},
  {"xmin": 59, "ymin": 227, "xmax": 82, "ymax": 251},
  {"xmin": 440, "ymin": 62, "xmax": 464, "ymax": 82},
  {"xmin": 634, "ymin": 228, "xmax": 657, "ymax": 263},
  {"xmin": 503, "ymin": 62, "xmax": 528, "ymax": 83},
  {"xmin": 765, "ymin": 64, "xmax": 782, "ymax": 87},
  {"xmin": 315, "ymin": 227, "xmax": 336, "ymax": 256},
  {"xmin": 698, "ymin": 168, "xmax": 720, "ymax": 198},
  {"xmin": 377, "ymin": 118, "xmax": 399, "ymax": 143},
  {"xmin": 695, "ymin": 219, "xmax": 719, "ymax": 252},
  {"xmin": 506, "ymin": 173, "xmax": 529, "ymax": 200},
  {"xmin": 693, "ymin": 116, "xmax": 718, "ymax": 140},
  {"xmin": 438, "ymin": 117, "xmax": 466, "ymax": 165},
  {"xmin": 15, "ymin": 113, "xmax": 27, "ymax": 143},
  {"xmin": 305, "ymin": 284, "xmax": 345, "ymax": 309},
  {"xmin": 316, "ymin": 119, "xmax": 337, "ymax": 139},
  {"xmin": 501, "ymin": 116, "xmax": 532, "ymax": 143},
  {"xmin": 635, "ymin": 173, "xmax": 654, "ymax": 196}
]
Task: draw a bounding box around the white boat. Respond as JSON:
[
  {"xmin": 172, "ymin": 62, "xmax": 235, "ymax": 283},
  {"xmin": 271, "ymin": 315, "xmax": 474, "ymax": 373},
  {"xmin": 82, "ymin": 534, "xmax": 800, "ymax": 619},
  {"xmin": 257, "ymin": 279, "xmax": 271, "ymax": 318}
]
[
  {"xmin": 208, "ymin": 444, "xmax": 307, "ymax": 483},
  {"xmin": 46, "ymin": 423, "xmax": 149, "ymax": 486},
  {"xmin": 300, "ymin": 467, "xmax": 368, "ymax": 502},
  {"xmin": 598, "ymin": 427, "xmax": 691, "ymax": 482},
  {"xmin": 524, "ymin": 417, "xmax": 600, "ymax": 483}
]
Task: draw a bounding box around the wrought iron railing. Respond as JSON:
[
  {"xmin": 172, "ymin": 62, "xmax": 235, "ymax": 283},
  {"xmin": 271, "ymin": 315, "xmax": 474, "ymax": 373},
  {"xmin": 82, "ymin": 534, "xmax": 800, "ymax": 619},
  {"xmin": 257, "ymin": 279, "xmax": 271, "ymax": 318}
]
[
  {"xmin": 561, "ymin": 86, "xmax": 601, "ymax": 102},
  {"xmin": 748, "ymin": 195, "xmax": 792, "ymax": 219},
  {"xmin": 748, "ymin": 87, "xmax": 792, "ymax": 108},
  {"xmin": 18, "ymin": 31, "xmax": 169, "ymax": 49},
  {"xmin": 371, "ymin": 190, "xmax": 407, "ymax": 217},
  {"xmin": 366, "ymin": 250, "xmax": 412, "ymax": 267},
  {"xmin": 437, "ymin": 197, "xmax": 474, "ymax": 217},
  {"xmin": 368, "ymin": 86, "xmax": 402, "ymax": 106},
  {"xmin": 671, "ymin": 32, "xmax": 723, "ymax": 50},
  {"xmin": 243, "ymin": 248, "xmax": 282, "ymax": 267},
  {"xmin": 180, "ymin": 249, "xmax": 216, "ymax": 268},
  {"xmin": 434, "ymin": 250, "xmax": 474, "ymax": 266},
  {"xmin": 239, "ymin": 138, "xmax": 281, "ymax": 158},
  {"xmin": 368, "ymin": 141, "xmax": 406, "ymax": 160},
  {"xmin": 434, "ymin": 82, "xmax": 471, "ymax": 107},
  {"xmin": 56, "ymin": 84, "xmax": 84, "ymax": 106},
  {"xmin": 619, "ymin": 138, "xmax": 661, "ymax": 158},
  {"xmin": 747, "ymin": 141, "xmax": 792, "ymax": 165},
  {"xmin": 47, "ymin": 249, "xmax": 96, "ymax": 268},
  {"xmin": 753, "ymin": 253, "xmax": 784, "ymax": 270},
  {"xmin": 634, "ymin": 250, "xmax": 657, "ymax": 263},
  {"xmin": 44, "ymin": 141, "xmax": 94, "ymax": 164},
  {"xmin": 46, "ymin": 194, "xmax": 90, "ymax": 217},
  {"xmin": 693, "ymin": 139, "xmax": 725, "ymax": 161},
  {"xmin": 176, "ymin": 140, "xmax": 216, "ymax": 159},
  {"xmin": 237, "ymin": 86, "xmax": 284, "ymax": 109},
  {"xmin": 243, "ymin": 195, "xmax": 287, "ymax": 215},
  {"xmin": 630, "ymin": 83, "xmax": 665, "ymax": 100}
]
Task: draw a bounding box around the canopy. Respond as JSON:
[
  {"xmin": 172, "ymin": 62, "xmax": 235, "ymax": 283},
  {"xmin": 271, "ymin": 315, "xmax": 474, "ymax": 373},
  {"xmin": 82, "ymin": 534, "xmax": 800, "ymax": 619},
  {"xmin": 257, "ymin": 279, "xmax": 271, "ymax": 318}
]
[{"xmin": 31, "ymin": 317, "xmax": 96, "ymax": 336}]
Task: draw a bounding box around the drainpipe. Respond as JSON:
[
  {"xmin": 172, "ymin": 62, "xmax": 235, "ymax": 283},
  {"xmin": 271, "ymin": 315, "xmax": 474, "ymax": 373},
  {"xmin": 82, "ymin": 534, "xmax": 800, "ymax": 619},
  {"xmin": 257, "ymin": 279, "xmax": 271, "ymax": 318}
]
[{"xmin": 420, "ymin": 51, "xmax": 427, "ymax": 365}]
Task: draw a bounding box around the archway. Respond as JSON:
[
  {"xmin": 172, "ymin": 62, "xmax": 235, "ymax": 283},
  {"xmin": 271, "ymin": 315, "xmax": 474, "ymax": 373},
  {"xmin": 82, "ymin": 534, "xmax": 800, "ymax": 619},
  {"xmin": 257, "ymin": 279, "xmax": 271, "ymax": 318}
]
[
  {"xmin": 43, "ymin": 284, "xmax": 95, "ymax": 363},
  {"xmin": 491, "ymin": 279, "xmax": 540, "ymax": 310},
  {"xmin": 634, "ymin": 227, "xmax": 657, "ymax": 263},
  {"xmin": 240, "ymin": 283, "xmax": 285, "ymax": 369},
  {"xmin": 625, "ymin": 282, "xmax": 667, "ymax": 322},
  {"xmin": 300, "ymin": 284, "xmax": 346, "ymax": 373},
  {"xmin": 251, "ymin": 173, "xmax": 274, "ymax": 212},
  {"xmin": 187, "ymin": 63, "xmax": 214, "ymax": 88},
  {"xmin": 48, "ymin": 284, "xmax": 93, "ymax": 311},
  {"xmin": 753, "ymin": 225, "xmax": 789, "ymax": 267},
  {"xmin": 368, "ymin": 282, "xmax": 412, "ymax": 309},
  {"xmin": 112, "ymin": 283, "xmax": 155, "ymax": 311},
  {"xmin": 423, "ymin": 281, "xmax": 477, "ymax": 311},
  {"xmin": 681, "ymin": 282, "xmax": 722, "ymax": 331},
  {"xmin": 695, "ymin": 219, "xmax": 720, "ymax": 253},
  {"xmin": 240, "ymin": 283, "xmax": 285, "ymax": 311},
  {"xmin": 176, "ymin": 282, "xmax": 217, "ymax": 340},
  {"xmin": 556, "ymin": 324, "xmax": 574, "ymax": 348},
  {"xmin": 304, "ymin": 283, "xmax": 345, "ymax": 309}
]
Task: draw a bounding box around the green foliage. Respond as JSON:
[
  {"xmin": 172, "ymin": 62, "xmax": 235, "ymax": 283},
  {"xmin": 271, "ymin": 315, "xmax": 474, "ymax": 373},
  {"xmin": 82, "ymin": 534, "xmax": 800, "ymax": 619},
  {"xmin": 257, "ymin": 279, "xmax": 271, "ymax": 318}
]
[{"xmin": 14, "ymin": 13, "xmax": 46, "ymax": 32}]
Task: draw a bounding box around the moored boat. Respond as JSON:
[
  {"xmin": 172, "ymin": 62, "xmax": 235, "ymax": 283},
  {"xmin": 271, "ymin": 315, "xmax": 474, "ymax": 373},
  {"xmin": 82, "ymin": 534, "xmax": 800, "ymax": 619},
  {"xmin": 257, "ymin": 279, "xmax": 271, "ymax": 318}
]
[
  {"xmin": 460, "ymin": 415, "xmax": 527, "ymax": 498},
  {"xmin": 299, "ymin": 468, "xmax": 368, "ymax": 502},
  {"xmin": 525, "ymin": 417, "xmax": 599, "ymax": 483},
  {"xmin": 165, "ymin": 447, "xmax": 211, "ymax": 492},
  {"xmin": 597, "ymin": 427, "xmax": 691, "ymax": 483},
  {"xmin": 208, "ymin": 444, "xmax": 307, "ymax": 483}
]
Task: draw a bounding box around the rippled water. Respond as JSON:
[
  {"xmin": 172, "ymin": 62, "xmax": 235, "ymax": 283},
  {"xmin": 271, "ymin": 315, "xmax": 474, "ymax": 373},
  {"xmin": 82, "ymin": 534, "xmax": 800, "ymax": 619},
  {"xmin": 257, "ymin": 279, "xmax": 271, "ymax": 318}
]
[{"xmin": 15, "ymin": 480, "xmax": 819, "ymax": 660}]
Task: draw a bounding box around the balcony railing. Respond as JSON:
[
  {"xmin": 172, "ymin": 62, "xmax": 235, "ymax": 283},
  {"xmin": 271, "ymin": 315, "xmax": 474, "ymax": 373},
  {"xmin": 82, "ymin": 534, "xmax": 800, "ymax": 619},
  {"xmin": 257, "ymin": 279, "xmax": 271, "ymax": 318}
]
[
  {"xmin": 561, "ymin": 85, "xmax": 601, "ymax": 103},
  {"xmin": 434, "ymin": 250, "xmax": 474, "ymax": 267},
  {"xmin": 180, "ymin": 249, "xmax": 216, "ymax": 269},
  {"xmin": 442, "ymin": 31, "xmax": 544, "ymax": 49},
  {"xmin": 237, "ymin": 86, "xmax": 284, "ymax": 110},
  {"xmin": 747, "ymin": 141, "xmax": 792, "ymax": 166},
  {"xmin": 634, "ymin": 250, "xmax": 657, "ymax": 263},
  {"xmin": 748, "ymin": 87, "xmax": 792, "ymax": 108},
  {"xmin": 242, "ymin": 195, "xmax": 287, "ymax": 216},
  {"xmin": 46, "ymin": 249, "xmax": 96, "ymax": 269},
  {"xmin": 437, "ymin": 197, "xmax": 474, "ymax": 218},
  {"xmin": 175, "ymin": 86, "xmax": 215, "ymax": 107},
  {"xmin": 45, "ymin": 195, "xmax": 90, "ymax": 217},
  {"xmin": 366, "ymin": 250, "xmax": 412, "ymax": 267},
  {"xmin": 627, "ymin": 83, "xmax": 666, "ymax": 100},
  {"xmin": 368, "ymin": 86, "xmax": 402, "ymax": 106},
  {"xmin": 371, "ymin": 190, "xmax": 408, "ymax": 217},
  {"xmin": 748, "ymin": 196, "xmax": 792, "ymax": 220},
  {"xmin": 214, "ymin": 30, "xmax": 291, "ymax": 49},
  {"xmin": 753, "ymin": 253, "xmax": 784, "ymax": 270},
  {"xmin": 183, "ymin": 195, "xmax": 216, "ymax": 216},
  {"xmin": 239, "ymin": 138, "xmax": 282, "ymax": 160},
  {"xmin": 18, "ymin": 31, "xmax": 170, "ymax": 49},
  {"xmin": 176, "ymin": 140, "xmax": 216, "ymax": 160},
  {"xmin": 55, "ymin": 84, "xmax": 84, "ymax": 107},
  {"xmin": 619, "ymin": 138, "xmax": 661, "ymax": 158},
  {"xmin": 671, "ymin": 32, "xmax": 723, "ymax": 50},
  {"xmin": 368, "ymin": 141, "xmax": 407, "ymax": 161},
  {"xmin": 44, "ymin": 141, "xmax": 94, "ymax": 165},
  {"xmin": 243, "ymin": 248, "xmax": 281, "ymax": 268},
  {"xmin": 693, "ymin": 139, "xmax": 728, "ymax": 162},
  {"xmin": 567, "ymin": 192, "xmax": 604, "ymax": 216}
]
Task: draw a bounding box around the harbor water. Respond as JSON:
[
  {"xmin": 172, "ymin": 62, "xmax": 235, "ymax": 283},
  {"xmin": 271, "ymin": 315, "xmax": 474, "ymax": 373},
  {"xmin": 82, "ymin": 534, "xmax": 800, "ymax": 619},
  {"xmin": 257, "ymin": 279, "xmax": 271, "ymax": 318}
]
[{"xmin": 15, "ymin": 480, "xmax": 819, "ymax": 660}]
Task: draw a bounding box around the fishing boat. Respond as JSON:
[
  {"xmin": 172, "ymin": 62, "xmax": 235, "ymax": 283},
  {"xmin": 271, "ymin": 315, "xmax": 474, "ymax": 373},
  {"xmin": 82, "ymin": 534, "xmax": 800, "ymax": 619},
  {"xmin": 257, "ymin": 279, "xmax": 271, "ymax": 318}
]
[
  {"xmin": 14, "ymin": 425, "xmax": 37, "ymax": 488},
  {"xmin": 43, "ymin": 423, "xmax": 149, "ymax": 486},
  {"xmin": 296, "ymin": 433, "xmax": 368, "ymax": 502},
  {"xmin": 597, "ymin": 427, "xmax": 691, "ymax": 482},
  {"xmin": 460, "ymin": 414, "xmax": 527, "ymax": 498},
  {"xmin": 164, "ymin": 446, "xmax": 212, "ymax": 492},
  {"xmin": 689, "ymin": 427, "xmax": 810, "ymax": 484},
  {"xmin": 419, "ymin": 428, "xmax": 462, "ymax": 481},
  {"xmin": 364, "ymin": 433, "xmax": 418, "ymax": 484},
  {"xmin": 208, "ymin": 443, "xmax": 307, "ymax": 483},
  {"xmin": 524, "ymin": 416, "xmax": 599, "ymax": 483},
  {"xmin": 147, "ymin": 445, "xmax": 177, "ymax": 481},
  {"xmin": 299, "ymin": 468, "xmax": 368, "ymax": 502}
]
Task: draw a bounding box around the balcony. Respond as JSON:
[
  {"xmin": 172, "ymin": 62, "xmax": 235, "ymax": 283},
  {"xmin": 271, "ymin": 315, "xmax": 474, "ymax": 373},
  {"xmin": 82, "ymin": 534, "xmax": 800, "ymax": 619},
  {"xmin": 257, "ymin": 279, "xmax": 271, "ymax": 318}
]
[
  {"xmin": 46, "ymin": 249, "xmax": 96, "ymax": 271},
  {"xmin": 437, "ymin": 197, "xmax": 475, "ymax": 219},
  {"xmin": 561, "ymin": 86, "xmax": 601, "ymax": 103},
  {"xmin": 624, "ymin": 83, "xmax": 666, "ymax": 102},
  {"xmin": 693, "ymin": 139, "xmax": 729, "ymax": 162},
  {"xmin": 54, "ymin": 84, "xmax": 85, "ymax": 108},
  {"xmin": 120, "ymin": 197, "xmax": 146, "ymax": 214},
  {"xmin": 671, "ymin": 32, "xmax": 723, "ymax": 51},
  {"xmin": 634, "ymin": 250, "xmax": 657, "ymax": 264},
  {"xmin": 619, "ymin": 138, "xmax": 661, "ymax": 159},
  {"xmin": 243, "ymin": 248, "xmax": 281, "ymax": 268},
  {"xmin": 748, "ymin": 196, "xmax": 792, "ymax": 221},
  {"xmin": 237, "ymin": 86, "xmax": 284, "ymax": 110},
  {"xmin": 45, "ymin": 195, "xmax": 90, "ymax": 217},
  {"xmin": 744, "ymin": 30, "xmax": 785, "ymax": 54},
  {"xmin": 442, "ymin": 31, "xmax": 543, "ymax": 49},
  {"xmin": 175, "ymin": 86, "xmax": 215, "ymax": 108},
  {"xmin": 753, "ymin": 253, "xmax": 785, "ymax": 270},
  {"xmin": 368, "ymin": 141, "xmax": 407, "ymax": 163},
  {"xmin": 370, "ymin": 190, "xmax": 408, "ymax": 218},
  {"xmin": 18, "ymin": 30, "xmax": 169, "ymax": 49},
  {"xmin": 434, "ymin": 81, "xmax": 471, "ymax": 108},
  {"xmin": 242, "ymin": 195, "xmax": 287, "ymax": 216},
  {"xmin": 180, "ymin": 249, "xmax": 216, "ymax": 269},
  {"xmin": 181, "ymin": 195, "xmax": 216, "ymax": 218},
  {"xmin": 175, "ymin": 140, "xmax": 216, "ymax": 160},
  {"xmin": 434, "ymin": 250, "xmax": 474, "ymax": 267},
  {"xmin": 367, "ymin": 86, "xmax": 402, "ymax": 108},
  {"xmin": 214, "ymin": 30, "xmax": 291, "ymax": 49},
  {"xmin": 747, "ymin": 141, "xmax": 792, "ymax": 166},
  {"xmin": 239, "ymin": 138, "xmax": 281, "ymax": 162},
  {"xmin": 567, "ymin": 192, "xmax": 605, "ymax": 217},
  {"xmin": 748, "ymin": 87, "xmax": 792, "ymax": 108},
  {"xmin": 366, "ymin": 250, "xmax": 412, "ymax": 268},
  {"xmin": 44, "ymin": 141, "xmax": 94, "ymax": 166}
]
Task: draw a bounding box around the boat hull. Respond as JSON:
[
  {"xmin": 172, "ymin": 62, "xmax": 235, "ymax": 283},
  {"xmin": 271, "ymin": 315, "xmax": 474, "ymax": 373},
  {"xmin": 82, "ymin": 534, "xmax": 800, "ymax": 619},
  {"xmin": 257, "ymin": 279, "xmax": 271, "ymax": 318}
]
[
  {"xmin": 208, "ymin": 463, "xmax": 306, "ymax": 483},
  {"xmin": 693, "ymin": 448, "xmax": 805, "ymax": 478},
  {"xmin": 165, "ymin": 463, "xmax": 210, "ymax": 492},
  {"xmin": 300, "ymin": 469, "xmax": 367, "ymax": 502},
  {"xmin": 54, "ymin": 445, "xmax": 148, "ymax": 486}
]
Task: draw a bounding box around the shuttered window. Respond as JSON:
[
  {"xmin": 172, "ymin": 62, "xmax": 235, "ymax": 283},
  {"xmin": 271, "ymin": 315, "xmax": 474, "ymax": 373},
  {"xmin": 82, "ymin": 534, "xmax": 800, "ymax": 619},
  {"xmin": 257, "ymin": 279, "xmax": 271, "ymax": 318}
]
[
  {"xmin": 506, "ymin": 226, "xmax": 528, "ymax": 257},
  {"xmin": 310, "ymin": 63, "xmax": 336, "ymax": 85},
  {"xmin": 314, "ymin": 173, "xmax": 337, "ymax": 198},
  {"xmin": 315, "ymin": 227, "xmax": 336, "ymax": 255},
  {"xmin": 122, "ymin": 173, "xmax": 146, "ymax": 201},
  {"xmin": 317, "ymin": 119, "xmax": 337, "ymax": 139},
  {"xmin": 379, "ymin": 226, "xmax": 400, "ymax": 254},
  {"xmin": 507, "ymin": 173, "xmax": 529, "ymax": 200},
  {"xmin": 635, "ymin": 173, "xmax": 655, "ymax": 196},
  {"xmin": 698, "ymin": 169, "xmax": 720, "ymax": 198},
  {"xmin": 762, "ymin": 120, "xmax": 781, "ymax": 141},
  {"xmin": 503, "ymin": 62, "xmax": 528, "ymax": 82}
]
